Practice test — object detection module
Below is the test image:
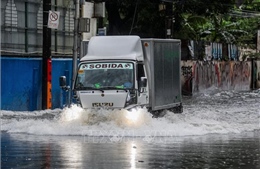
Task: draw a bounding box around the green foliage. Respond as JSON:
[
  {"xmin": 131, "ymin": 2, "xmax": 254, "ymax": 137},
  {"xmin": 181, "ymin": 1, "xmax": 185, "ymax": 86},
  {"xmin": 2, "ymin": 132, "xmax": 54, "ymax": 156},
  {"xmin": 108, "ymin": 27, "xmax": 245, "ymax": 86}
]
[
  {"xmin": 100, "ymin": 0, "xmax": 259, "ymax": 47},
  {"xmin": 243, "ymin": 52, "xmax": 260, "ymax": 61},
  {"xmin": 101, "ymin": 0, "xmax": 164, "ymax": 37},
  {"xmin": 178, "ymin": 1, "xmax": 260, "ymax": 47}
]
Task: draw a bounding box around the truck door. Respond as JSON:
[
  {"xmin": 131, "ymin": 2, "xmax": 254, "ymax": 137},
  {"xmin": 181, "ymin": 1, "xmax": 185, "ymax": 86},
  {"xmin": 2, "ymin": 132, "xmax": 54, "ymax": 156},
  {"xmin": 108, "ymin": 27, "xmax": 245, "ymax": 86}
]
[{"xmin": 137, "ymin": 63, "xmax": 148, "ymax": 105}]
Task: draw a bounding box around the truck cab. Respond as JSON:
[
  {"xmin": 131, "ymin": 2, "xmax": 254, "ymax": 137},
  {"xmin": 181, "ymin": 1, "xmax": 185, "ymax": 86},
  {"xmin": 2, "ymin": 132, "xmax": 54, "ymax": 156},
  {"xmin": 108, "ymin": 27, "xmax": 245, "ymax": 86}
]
[
  {"xmin": 60, "ymin": 35, "xmax": 182, "ymax": 114},
  {"xmin": 73, "ymin": 36, "xmax": 149, "ymax": 110}
]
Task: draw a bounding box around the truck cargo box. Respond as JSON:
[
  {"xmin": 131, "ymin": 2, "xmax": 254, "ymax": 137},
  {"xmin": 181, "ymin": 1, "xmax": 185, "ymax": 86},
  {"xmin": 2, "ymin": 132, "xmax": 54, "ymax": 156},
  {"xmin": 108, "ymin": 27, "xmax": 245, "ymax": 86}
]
[{"xmin": 141, "ymin": 39, "xmax": 182, "ymax": 111}]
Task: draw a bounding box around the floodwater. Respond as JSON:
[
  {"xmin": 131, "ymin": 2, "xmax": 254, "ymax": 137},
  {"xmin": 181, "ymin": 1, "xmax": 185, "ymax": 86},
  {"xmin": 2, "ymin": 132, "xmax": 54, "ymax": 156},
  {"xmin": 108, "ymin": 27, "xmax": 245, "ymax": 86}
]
[{"xmin": 1, "ymin": 88, "xmax": 260, "ymax": 168}]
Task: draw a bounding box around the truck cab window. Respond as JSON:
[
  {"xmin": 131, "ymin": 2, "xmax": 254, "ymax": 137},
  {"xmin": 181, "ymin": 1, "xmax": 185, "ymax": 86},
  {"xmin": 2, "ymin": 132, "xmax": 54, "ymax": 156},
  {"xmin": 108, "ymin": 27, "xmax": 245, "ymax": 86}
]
[
  {"xmin": 137, "ymin": 63, "xmax": 145, "ymax": 88},
  {"xmin": 137, "ymin": 63, "xmax": 145, "ymax": 79},
  {"xmin": 75, "ymin": 62, "xmax": 134, "ymax": 89}
]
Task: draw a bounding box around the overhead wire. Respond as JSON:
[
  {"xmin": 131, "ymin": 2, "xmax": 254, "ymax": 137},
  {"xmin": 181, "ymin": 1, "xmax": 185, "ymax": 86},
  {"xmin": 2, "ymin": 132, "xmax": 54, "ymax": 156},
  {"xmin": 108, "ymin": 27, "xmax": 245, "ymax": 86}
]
[
  {"xmin": 129, "ymin": 0, "xmax": 139, "ymax": 35},
  {"xmin": 229, "ymin": 9, "xmax": 260, "ymax": 18}
]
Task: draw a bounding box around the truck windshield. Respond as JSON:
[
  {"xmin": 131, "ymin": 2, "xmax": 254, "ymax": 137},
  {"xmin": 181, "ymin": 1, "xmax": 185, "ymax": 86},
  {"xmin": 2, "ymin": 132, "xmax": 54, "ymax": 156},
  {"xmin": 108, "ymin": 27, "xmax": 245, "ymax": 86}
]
[{"xmin": 75, "ymin": 62, "xmax": 134, "ymax": 90}]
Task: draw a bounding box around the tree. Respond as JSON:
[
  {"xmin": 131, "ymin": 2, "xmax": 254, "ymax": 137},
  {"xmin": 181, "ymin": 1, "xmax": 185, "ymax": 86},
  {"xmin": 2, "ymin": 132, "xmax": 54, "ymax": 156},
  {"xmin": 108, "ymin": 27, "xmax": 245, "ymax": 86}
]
[
  {"xmin": 96, "ymin": 0, "xmax": 259, "ymax": 45},
  {"xmin": 102, "ymin": 0, "xmax": 165, "ymax": 37},
  {"xmin": 231, "ymin": 0, "xmax": 260, "ymax": 47},
  {"xmin": 101, "ymin": 0, "xmax": 236, "ymax": 37}
]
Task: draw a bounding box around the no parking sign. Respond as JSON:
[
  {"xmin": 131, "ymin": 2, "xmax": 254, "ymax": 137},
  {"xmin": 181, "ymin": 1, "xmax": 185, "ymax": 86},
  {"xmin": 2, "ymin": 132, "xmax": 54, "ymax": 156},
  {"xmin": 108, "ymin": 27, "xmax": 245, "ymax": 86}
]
[{"xmin": 47, "ymin": 11, "xmax": 60, "ymax": 29}]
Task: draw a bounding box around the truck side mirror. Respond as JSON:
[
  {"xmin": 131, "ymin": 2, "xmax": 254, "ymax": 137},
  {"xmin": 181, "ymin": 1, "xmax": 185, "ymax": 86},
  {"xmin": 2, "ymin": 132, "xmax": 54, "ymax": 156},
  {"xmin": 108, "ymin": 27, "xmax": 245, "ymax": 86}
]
[
  {"xmin": 60, "ymin": 76, "xmax": 70, "ymax": 92},
  {"xmin": 59, "ymin": 76, "xmax": 67, "ymax": 88},
  {"xmin": 140, "ymin": 77, "xmax": 147, "ymax": 88}
]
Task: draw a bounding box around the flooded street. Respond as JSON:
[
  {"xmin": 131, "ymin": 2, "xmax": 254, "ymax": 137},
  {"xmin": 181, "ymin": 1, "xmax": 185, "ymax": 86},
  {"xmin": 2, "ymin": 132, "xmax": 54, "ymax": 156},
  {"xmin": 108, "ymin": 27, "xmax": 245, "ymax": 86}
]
[
  {"xmin": 1, "ymin": 89, "xmax": 260, "ymax": 168},
  {"xmin": 1, "ymin": 131, "xmax": 260, "ymax": 169}
]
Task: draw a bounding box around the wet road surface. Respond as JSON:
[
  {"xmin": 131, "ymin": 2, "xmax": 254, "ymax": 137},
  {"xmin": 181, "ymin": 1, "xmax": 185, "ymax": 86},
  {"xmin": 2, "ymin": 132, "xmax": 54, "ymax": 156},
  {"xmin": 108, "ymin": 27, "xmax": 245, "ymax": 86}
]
[{"xmin": 1, "ymin": 131, "xmax": 260, "ymax": 169}]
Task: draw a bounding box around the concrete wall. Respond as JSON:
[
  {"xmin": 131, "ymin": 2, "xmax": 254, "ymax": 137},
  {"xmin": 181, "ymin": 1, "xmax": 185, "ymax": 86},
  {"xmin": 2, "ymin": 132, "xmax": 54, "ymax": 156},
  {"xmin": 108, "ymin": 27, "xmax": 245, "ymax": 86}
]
[{"xmin": 181, "ymin": 60, "xmax": 260, "ymax": 95}]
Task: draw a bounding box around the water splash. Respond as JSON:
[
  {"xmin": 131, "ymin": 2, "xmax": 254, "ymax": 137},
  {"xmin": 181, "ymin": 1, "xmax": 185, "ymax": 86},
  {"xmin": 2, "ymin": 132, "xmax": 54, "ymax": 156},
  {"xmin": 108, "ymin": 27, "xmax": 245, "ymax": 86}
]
[{"xmin": 1, "ymin": 90, "xmax": 259, "ymax": 136}]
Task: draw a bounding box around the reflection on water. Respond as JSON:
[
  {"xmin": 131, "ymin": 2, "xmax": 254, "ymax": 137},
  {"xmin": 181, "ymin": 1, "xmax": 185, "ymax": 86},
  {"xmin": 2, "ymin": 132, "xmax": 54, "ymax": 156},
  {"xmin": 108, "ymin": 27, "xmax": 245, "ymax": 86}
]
[
  {"xmin": 59, "ymin": 140, "xmax": 83, "ymax": 169},
  {"xmin": 130, "ymin": 143, "xmax": 137, "ymax": 169},
  {"xmin": 1, "ymin": 131, "xmax": 260, "ymax": 169}
]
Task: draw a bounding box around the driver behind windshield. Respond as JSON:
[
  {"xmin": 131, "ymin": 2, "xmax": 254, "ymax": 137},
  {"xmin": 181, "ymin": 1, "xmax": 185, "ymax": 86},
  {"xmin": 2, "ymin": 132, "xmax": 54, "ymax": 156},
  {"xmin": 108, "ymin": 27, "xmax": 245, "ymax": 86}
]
[
  {"xmin": 110, "ymin": 69, "xmax": 133, "ymax": 89},
  {"xmin": 76, "ymin": 65, "xmax": 133, "ymax": 89}
]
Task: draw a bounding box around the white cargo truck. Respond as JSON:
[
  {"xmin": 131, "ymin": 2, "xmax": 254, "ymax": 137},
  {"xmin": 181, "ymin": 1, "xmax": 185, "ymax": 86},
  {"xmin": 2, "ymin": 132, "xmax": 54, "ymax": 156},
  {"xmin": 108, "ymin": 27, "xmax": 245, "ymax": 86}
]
[{"xmin": 60, "ymin": 36, "xmax": 182, "ymax": 114}]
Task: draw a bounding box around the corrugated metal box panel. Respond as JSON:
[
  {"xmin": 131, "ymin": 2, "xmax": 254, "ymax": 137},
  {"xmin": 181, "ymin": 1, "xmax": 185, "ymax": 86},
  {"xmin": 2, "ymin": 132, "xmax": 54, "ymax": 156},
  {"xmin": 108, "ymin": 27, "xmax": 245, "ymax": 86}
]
[{"xmin": 142, "ymin": 39, "xmax": 182, "ymax": 111}]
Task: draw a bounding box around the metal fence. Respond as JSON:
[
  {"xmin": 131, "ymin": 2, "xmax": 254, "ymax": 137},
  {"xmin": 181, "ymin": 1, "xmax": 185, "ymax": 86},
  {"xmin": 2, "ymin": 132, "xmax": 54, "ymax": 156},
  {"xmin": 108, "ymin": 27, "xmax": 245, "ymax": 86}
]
[
  {"xmin": 181, "ymin": 40, "xmax": 240, "ymax": 61},
  {"xmin": 1, "ymin": 0, "xmax": 75, "ymax": 56}
]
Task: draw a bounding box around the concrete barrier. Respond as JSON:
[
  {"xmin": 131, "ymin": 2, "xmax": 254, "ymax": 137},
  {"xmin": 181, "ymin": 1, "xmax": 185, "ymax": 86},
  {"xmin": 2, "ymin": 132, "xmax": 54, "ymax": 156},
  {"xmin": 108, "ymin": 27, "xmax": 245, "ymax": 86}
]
[{"xmin": 181, "ymin": 61, "xmax": 254, "ymax": 95}]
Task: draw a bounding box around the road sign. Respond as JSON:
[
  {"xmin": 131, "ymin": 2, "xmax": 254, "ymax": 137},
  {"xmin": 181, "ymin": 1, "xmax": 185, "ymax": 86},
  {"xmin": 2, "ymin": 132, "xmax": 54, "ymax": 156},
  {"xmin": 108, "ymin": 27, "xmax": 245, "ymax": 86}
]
[
  {"xmin": 48, "ymin": 11, "xmax": 60, "ymax": 29},
  {"xmin": 98, "ymin": 27, "xmax": 106, "ymax": 36}
]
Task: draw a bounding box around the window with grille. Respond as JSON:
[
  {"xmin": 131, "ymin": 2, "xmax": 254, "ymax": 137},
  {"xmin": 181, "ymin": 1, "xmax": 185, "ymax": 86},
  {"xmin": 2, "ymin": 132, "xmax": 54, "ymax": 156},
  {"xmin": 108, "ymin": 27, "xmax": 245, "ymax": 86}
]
[{"xmin": 5, "ymin": 0, "xmax": 18, "ymax": 32}]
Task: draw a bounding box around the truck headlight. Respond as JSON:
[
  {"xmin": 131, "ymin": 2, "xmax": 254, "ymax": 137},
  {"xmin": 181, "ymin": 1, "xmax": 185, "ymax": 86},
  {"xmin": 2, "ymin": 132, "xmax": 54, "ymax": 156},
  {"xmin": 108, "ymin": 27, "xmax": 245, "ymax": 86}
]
[{"xmin": 126, "ymin": 108, "xmax": 140, "ymax": 122}]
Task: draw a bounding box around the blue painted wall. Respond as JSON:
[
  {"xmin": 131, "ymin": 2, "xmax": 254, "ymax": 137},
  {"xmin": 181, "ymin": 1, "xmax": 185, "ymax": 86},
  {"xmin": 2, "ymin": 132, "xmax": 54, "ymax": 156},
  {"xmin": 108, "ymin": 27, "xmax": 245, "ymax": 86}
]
[
  {"xmin": 52, "ymin": 58, "xmax": 73, "ymax": 109},
  {"xmin": 1, "ymin": 57, "xmax": 73, "ymax": 111}
]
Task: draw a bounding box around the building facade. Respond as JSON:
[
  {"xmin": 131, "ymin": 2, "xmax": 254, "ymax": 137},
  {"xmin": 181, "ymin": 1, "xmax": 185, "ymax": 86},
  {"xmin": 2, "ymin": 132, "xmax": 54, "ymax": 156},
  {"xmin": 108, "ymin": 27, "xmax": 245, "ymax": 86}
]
[{"xmin": 1, "ymin": 0, "xmax": 75, "ymax": 56}]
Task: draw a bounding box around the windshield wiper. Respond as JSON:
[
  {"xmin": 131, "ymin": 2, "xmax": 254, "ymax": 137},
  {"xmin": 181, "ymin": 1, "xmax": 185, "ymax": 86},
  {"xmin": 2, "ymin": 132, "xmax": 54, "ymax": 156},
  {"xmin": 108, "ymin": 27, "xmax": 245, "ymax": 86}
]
[
  {"xmin": 76, "ymin": 86, "xmax": 104, "ymax": 92},
  {"xmin": 100, "ymin": 86, "xmax": 129, "ymax": 92},
  {"xmin": 76, "ymin": 86, "xmax": 132, "ymax": 92}
]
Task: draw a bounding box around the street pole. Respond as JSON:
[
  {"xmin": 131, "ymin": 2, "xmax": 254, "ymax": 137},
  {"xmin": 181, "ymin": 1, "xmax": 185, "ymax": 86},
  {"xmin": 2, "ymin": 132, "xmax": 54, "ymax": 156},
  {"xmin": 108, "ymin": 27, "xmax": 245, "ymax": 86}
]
[
  {"xmin": 257, "ymin": 30, "xmax": 260, "ymax": 53},
  {"xmin": 165, "ymin": 2, "xmax": 173, "ymax": 39},
  {"xmin": 42, "ymin": 0, "xmax": 52, "ymax": 109},
  {"xmin": 71, "ymin": 0, "xmax": 80, "ymax": 104}
]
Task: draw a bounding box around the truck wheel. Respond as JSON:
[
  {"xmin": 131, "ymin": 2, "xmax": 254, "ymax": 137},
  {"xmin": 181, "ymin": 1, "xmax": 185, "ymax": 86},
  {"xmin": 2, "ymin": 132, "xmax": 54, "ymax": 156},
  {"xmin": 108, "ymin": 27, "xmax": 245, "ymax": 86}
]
[
  {"xmin": 171, "ymin": 104, "xmax": 183, "ymax": 114},
  {"xmin": 151, "ymin": 110, "xmax": 167, "ymax": 118}
]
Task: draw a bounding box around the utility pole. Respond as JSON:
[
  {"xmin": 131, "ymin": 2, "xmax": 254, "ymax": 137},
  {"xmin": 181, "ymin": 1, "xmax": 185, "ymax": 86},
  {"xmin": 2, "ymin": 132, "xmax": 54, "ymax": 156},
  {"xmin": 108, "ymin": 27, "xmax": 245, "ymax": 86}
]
[
  {"xmin": 42, "ymin": 0, "xmax": 52, "ymax": 109},
  {"xmin": 257, "ymin": 30, "xmax": 260, "ymax": 53},
  {"xmin": 165, "ymin": 2, "xmax": 173, "ymax": 39},
  {"xmin": 71, "ymin": 0, "xmax": 80, "ymax": 102}
]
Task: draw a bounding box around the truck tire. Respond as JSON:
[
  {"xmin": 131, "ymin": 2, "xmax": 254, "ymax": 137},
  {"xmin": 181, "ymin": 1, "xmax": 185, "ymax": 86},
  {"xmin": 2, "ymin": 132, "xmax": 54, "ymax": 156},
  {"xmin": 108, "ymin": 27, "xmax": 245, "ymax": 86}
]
[
  {"xmin": 151, "ymin": 110, "xmax": 167, "ymax": 118},
  {"xmin": 171, "ymin": 104, "xmax": 183, "ymax": 114}
]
